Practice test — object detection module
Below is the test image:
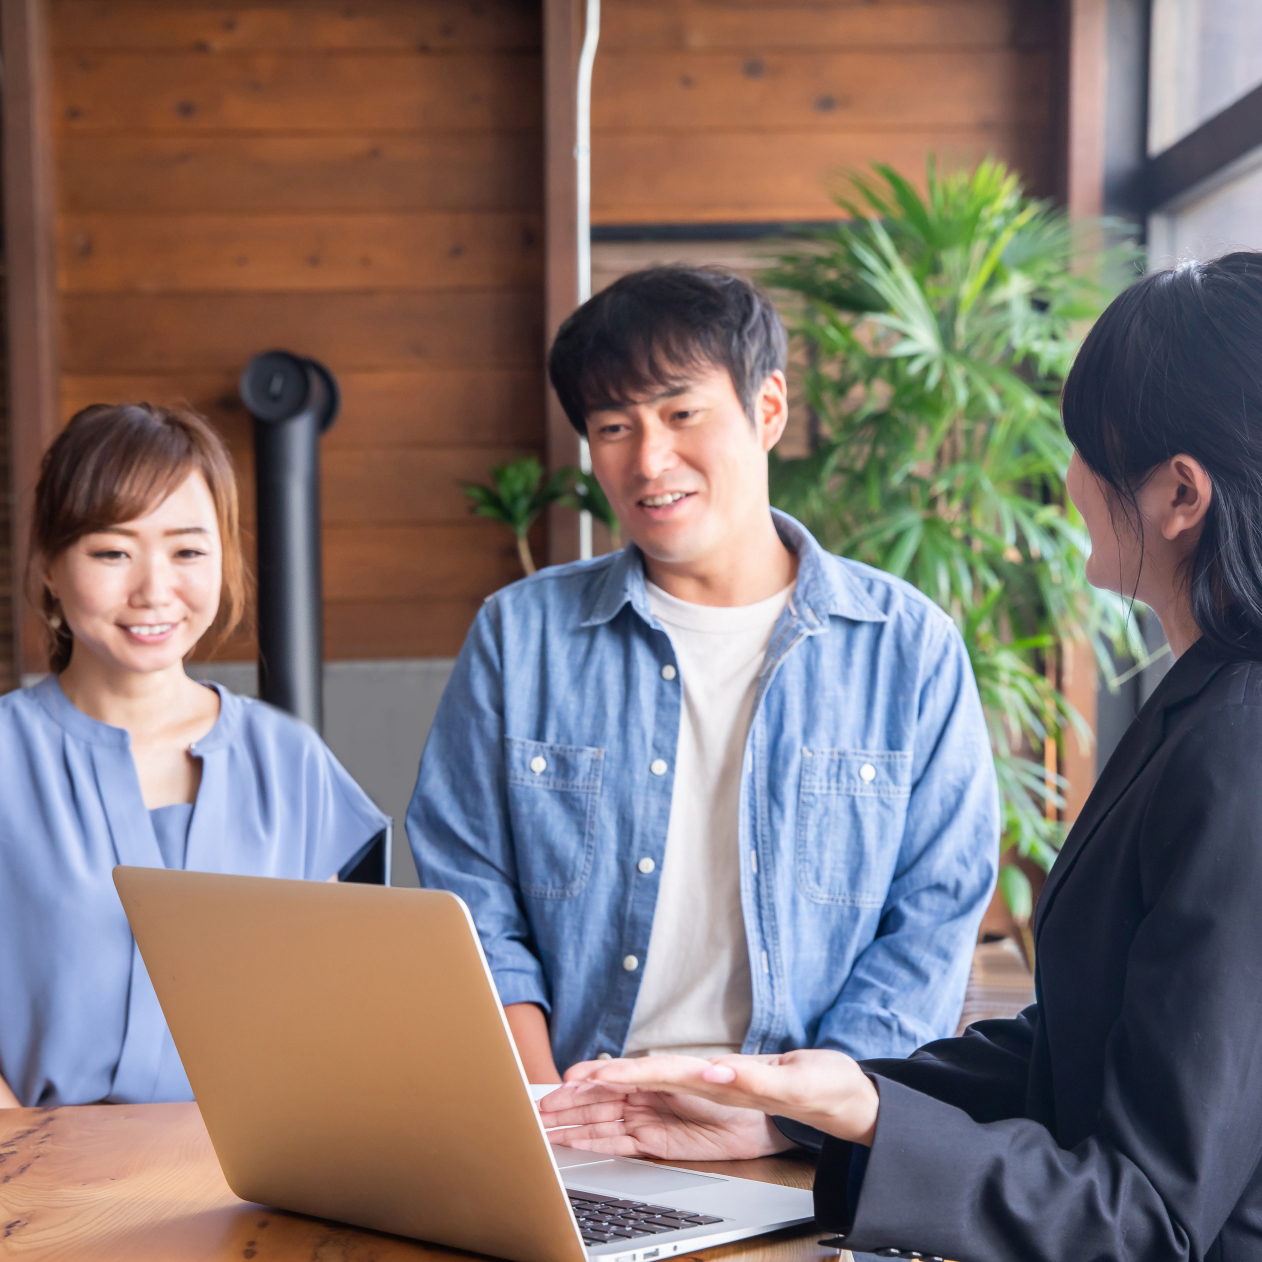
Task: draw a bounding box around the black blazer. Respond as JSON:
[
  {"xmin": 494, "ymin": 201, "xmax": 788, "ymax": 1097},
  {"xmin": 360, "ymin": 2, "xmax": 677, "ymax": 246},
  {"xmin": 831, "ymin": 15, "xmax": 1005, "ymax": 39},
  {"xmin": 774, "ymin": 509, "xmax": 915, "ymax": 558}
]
[{"xmin": 813, "ymin": 640, "xmax": 1262, "ymax": 1262}]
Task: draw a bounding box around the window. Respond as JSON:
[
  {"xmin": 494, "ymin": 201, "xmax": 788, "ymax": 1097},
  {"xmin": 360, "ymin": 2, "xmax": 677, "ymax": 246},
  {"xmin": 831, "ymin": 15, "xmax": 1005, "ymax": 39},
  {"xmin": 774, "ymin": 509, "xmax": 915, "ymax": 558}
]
[
  {"xmin": 1149, "ymin": 159, "xmax": 1262, "ymax": 265},
  {"xmin": 1149, "ymin": 0, "xmax": 1262, "ymax": 152},
  {"xmin": 1145, "ymin": 2, "xmax": 1262, "ymax": 266}
]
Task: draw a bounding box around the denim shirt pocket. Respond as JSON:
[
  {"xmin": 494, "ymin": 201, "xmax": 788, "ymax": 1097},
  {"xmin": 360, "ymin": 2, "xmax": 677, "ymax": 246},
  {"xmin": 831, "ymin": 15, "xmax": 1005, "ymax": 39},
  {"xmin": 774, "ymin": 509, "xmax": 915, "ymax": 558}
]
[
  {"xmin": 506, "ymin": 737, "xmax": 605, "ymax": 900},
  {"xmin": 795, "ymin": 748, "xmax": 913, "ymax": 906}
]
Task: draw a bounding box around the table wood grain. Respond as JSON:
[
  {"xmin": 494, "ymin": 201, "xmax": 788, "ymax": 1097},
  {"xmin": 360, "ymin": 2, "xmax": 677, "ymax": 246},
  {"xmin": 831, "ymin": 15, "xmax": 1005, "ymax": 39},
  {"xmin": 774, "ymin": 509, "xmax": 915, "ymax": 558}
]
[{"xmin": 0, "ymin": 1104, "xmax": 846, "ymax": 1262}]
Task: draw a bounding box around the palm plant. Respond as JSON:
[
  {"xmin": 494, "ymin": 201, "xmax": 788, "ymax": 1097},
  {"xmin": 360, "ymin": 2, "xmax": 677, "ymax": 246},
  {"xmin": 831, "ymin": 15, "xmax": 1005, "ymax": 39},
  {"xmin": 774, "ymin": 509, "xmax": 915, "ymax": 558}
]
[
  {"xmin": 464, "ymin": 455, "xmax": 569, "ymax": 577},
  {"xmin": 767, "ymin": 158, "xmax": 1145, "ymax": 920},
  {"xmin": 561, "ymin": 470, "xmax": 622, "ymax": 548}
]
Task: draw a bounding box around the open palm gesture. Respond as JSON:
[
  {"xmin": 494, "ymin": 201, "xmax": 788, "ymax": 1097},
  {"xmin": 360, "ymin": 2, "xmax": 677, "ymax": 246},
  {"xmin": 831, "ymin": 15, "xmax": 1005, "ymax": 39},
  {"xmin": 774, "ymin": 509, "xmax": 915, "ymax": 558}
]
[
  {"xmin": 538, "ymin": 1057, "xmax": 791, "ymax": 1160},
  {"xmin": 538, "ymin": 1050, "xmax": 879, "ymax": 1161}
]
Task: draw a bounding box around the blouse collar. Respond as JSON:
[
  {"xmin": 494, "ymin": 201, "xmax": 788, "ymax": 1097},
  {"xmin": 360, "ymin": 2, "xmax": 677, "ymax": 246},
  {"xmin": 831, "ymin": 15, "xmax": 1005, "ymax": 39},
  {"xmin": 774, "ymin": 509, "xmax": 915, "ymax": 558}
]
[{"xmin": 32, "ymin": 674, "xmax": 242, "ymax": 752}]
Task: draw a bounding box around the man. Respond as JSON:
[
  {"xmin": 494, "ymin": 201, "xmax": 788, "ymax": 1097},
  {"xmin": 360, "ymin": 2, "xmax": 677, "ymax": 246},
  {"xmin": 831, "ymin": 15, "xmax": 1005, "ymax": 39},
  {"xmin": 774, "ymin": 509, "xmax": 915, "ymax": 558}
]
[{"xmin": 408, "ymin": 266, "xmax": 998, "ymax": 1082}]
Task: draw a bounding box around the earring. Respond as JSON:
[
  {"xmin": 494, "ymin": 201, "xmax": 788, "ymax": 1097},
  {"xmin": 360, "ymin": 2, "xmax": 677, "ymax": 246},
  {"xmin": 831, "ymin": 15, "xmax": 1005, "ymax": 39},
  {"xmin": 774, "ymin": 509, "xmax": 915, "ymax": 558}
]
[{"xmin": 48, "ymin": 610, "xmax": 62, "ymax": 630}]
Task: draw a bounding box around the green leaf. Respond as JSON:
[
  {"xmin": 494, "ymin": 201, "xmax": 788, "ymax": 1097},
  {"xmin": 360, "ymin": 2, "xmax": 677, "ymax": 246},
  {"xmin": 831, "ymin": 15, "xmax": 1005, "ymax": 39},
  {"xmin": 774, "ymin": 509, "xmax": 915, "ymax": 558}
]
[
  {"xmin": 558, "ymin": 469, "xmax": 621, "ymax": 537},
  {"xmin": 462, "ymin": 454, "xmax": 565, "ymax": 539},
  {"xmin": 765, "ymin": 155, "xmax": 1144, "ymax": 866},
  {"xmin": 998, "ymin": 864, "xmax": 1034, "ymax": 923}
]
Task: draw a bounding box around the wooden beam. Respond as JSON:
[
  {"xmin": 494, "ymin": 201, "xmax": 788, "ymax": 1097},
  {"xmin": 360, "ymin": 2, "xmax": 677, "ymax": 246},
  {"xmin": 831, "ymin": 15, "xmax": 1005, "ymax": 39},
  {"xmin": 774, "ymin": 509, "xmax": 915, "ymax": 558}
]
[
  {"xmin": 1066, "ymin": 0, "xmax": 1107, "ymax": 218},
  {"xmin": 543, "ymin": 0, "xmax": 582, "ymax": 565},
  {"xmin": 1059, "ymin": 0, "xmax": 1108, "ymax": 819},
  {"xmin": 3, "ymin": 0, "xmax": 60, "ymax": 676}
]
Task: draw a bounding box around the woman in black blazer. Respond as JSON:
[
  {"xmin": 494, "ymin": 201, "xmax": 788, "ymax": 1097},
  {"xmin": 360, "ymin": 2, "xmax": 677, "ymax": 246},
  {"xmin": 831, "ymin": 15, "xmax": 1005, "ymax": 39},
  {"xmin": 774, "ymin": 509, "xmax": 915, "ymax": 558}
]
[{"xmin": 539, "ymin": 252, "xmax": 1262, "ymax": 1262}]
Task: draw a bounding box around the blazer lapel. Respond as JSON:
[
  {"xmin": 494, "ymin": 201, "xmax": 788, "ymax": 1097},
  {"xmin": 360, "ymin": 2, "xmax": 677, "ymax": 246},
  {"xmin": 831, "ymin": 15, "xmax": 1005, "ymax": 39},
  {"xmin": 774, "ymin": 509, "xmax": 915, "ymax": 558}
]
[
  {"xmin": 1033, "ymin": 707, "xmax": 1164, "ymax": 935},
  {"xmin": 1034, "ymin": 640, "xmax": 1230, "ymax": 936}
]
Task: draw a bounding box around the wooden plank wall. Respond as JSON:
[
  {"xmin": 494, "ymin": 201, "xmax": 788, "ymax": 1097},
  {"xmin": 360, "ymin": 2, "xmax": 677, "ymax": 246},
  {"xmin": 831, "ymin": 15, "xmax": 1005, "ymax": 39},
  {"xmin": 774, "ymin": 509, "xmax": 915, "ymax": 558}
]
[
  {"xmin": 50, "ymin": 0, "xmax": 545, "ymax": 660},
  {"xmin": 592, "ymin": 0, "xmax": 1058, "ymax": 224},
  {"xmin": 0, "ymin": 316, "xmax": 11, "ymax": 691}
]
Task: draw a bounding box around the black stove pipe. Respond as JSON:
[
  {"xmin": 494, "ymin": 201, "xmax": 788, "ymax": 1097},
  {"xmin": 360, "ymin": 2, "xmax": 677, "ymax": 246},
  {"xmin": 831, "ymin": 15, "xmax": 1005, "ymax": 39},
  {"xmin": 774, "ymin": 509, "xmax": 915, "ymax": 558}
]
[{"xmin": 239, "ymin": 350, "xmax": 339, "ymax": 731}]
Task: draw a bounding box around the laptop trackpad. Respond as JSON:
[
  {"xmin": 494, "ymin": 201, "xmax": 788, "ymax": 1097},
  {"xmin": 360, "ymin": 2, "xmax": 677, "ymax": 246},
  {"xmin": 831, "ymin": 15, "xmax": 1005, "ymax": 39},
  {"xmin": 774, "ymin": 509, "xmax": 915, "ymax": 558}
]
[{"xmin": 567, "ymin": 1161, "xmax": 725, "ymax": 1198}]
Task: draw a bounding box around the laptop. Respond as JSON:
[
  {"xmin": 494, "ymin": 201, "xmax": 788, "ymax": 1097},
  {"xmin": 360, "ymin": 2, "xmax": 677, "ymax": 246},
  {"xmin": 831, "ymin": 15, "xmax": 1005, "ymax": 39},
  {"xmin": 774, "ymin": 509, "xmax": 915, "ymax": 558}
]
[{"xmin": 113, "ymin": 867, "xmax": 814, "ymax": 1262}]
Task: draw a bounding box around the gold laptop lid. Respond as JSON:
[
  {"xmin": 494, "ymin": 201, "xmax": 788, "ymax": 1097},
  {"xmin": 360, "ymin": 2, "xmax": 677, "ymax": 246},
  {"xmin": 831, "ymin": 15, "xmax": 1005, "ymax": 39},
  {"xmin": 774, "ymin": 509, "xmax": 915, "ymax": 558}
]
[{"xmin": 114, "ymin": 867, "xmax": 585, "ymax": 1262}]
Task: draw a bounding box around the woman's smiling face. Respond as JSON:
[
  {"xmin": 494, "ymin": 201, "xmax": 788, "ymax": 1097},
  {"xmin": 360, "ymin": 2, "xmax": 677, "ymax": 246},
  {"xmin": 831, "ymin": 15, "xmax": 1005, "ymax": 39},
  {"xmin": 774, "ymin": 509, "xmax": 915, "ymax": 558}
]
[{"xmin": 44, "ymin": 471, "xmax": 224, "ymax": 677}]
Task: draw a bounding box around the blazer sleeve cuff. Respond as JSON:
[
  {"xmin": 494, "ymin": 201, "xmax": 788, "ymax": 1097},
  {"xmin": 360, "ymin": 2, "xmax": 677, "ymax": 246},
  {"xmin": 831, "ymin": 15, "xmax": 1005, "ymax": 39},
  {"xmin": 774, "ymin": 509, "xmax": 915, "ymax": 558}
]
[
  {"xmin": 839, "ymin": 1074, "xmax": 983, "ymax": 1259},
  {"xmin": 811, "ymin": 1137, "xmax": 875, "ymax": 1233}
]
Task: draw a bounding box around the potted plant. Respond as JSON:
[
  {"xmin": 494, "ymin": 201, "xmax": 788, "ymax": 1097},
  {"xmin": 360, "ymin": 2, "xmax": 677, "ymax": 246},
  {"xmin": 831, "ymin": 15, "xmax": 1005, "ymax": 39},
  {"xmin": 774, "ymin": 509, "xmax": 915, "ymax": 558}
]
[
  {"xmin": 767, "ymin": 158, "xmax": 1146, "ymax": 930},
  {"xmin": 465, "ymin": 460, "xmax": 624, "ymax": 579},
  {"xmin": 463, "ymin": 456, "xmax": 569, "ymax": 577}
]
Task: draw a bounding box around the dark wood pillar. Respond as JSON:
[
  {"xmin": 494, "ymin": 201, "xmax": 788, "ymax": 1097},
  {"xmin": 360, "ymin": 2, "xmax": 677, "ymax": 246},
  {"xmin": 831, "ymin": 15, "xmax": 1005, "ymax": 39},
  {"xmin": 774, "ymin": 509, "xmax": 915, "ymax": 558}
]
[{"xmin": 2, "ymin": 0, "xmax": 60, "ymax": 677}]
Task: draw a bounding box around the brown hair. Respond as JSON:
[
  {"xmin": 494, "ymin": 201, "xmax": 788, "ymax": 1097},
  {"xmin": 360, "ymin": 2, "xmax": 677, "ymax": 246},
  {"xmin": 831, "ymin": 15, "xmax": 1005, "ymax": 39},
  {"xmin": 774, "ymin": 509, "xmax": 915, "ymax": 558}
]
[{"xmin": 28, "ymin": 403, "xmax": 247, "ymax": 673}]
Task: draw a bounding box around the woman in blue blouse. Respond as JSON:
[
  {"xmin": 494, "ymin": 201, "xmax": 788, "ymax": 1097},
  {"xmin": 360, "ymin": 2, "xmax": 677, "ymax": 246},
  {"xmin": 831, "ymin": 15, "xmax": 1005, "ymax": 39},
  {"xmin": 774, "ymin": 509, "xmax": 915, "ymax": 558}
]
[{"xmin": 0, "ymin": 403, "xmax": 388, "ymax": 1109}]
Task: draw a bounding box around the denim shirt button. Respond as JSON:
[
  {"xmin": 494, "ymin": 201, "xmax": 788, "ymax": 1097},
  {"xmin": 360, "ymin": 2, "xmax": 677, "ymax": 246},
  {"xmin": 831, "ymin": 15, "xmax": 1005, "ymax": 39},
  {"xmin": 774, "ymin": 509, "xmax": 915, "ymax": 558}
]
[
  {"xmin": 597, "ymin": 1052, "xmax": 613, "ymax": 1060},
  {"xmin": 530, "ymin": 756, "xmax": 547, "ymax": 774},
  {"xmin": 660, "ymin": 664, "xmax": 677, "ymax": 681},
  {"xmin": 637, "ymin": 857, "xmax": 656, "ymax": 874},
  {"xmin": 650, "ymin": 759, "xmax": 667, "ymax": 776},
  {"xmin": 623, "ymin": 955, "xmax": 639, "ymax": 971},
  {"xmin": 859, "ymin": 762, "xmax": 876, "ymax": 782}
]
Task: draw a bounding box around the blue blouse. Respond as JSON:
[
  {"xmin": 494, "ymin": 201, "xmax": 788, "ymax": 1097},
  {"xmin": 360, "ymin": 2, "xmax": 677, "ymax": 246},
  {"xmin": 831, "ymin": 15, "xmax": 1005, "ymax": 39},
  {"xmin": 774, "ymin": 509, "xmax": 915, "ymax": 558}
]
[
  {"xmin": 0, "ymin": 676, "xmax": 390, "ymax": 1107},
  {"xmin": 149, "ymin": 803, "xmax": 193, "ymax": 868}
]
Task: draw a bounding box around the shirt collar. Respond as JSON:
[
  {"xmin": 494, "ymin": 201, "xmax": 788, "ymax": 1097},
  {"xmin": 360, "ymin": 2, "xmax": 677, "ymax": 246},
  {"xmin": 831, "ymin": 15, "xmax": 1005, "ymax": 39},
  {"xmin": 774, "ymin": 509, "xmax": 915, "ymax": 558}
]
[
  {"xmin": 33, "ymin": 674, "xmax": 131, "ymax": 747},
  {"xmin": 32, "ymin": 673, "xmax": 242, "ymax": 752},
  {"xmin": 187, "ymin": 683, "xmax": 242, "ymax": 754},
  {"xmin": 579, "ymin": 509, "xmax": 887, "ymax": 628}
]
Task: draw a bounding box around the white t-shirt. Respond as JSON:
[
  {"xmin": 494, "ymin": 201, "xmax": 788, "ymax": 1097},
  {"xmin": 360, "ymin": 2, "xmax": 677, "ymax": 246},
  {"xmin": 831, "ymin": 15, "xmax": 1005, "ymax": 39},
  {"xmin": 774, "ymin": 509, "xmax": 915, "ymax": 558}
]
[{"xmin": 624, "ymin": 579, "xmax": 794, "ymax": 1058}]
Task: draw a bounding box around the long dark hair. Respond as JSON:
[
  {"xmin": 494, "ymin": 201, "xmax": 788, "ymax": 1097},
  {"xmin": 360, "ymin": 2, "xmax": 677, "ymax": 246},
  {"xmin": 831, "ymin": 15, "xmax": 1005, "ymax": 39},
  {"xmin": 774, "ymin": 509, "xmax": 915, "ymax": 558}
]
[{"xmin": 1062, "ymin": 251, "xmax": 1262, "ymax": 655}]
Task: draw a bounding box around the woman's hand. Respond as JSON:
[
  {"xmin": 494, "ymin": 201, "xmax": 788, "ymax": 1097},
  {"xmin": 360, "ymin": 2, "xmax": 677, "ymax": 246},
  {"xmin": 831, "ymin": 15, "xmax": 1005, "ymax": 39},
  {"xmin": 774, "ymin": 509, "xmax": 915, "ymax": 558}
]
[
  {"xmin": 538, "ymin": 1056, "xmax": 793, "ymax": 1160},
  {"xmin": 538, "ymin": 1050, "xmax": 879, "ymax": 1160}
]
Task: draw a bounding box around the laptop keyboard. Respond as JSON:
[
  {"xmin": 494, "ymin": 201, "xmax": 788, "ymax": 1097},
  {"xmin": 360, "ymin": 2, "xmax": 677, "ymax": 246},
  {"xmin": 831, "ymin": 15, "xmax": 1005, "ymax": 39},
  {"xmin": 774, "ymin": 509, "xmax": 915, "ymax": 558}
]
[{"xmin": 569, "ymin": 1188, "xmax": 724, "ymax": 1246}]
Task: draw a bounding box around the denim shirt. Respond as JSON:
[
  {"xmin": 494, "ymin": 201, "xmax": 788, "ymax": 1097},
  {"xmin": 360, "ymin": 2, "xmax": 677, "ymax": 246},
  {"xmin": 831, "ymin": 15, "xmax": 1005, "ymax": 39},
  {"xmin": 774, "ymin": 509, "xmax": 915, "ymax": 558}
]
[{"xmin": 408, "ymin": 511, "xmax": 998, "ymax": 1072}]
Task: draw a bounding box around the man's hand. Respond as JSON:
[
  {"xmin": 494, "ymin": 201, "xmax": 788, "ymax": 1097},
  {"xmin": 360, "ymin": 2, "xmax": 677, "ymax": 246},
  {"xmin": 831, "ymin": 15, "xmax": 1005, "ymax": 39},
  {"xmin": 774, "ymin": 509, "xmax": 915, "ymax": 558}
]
[
  {"xmin": 505, "ymin": 1003, "xmax": 561, "ymax": 1084},
  {"xmin": 539, "ymin": 1050, "xmax": 879, "ymax": 1160}
]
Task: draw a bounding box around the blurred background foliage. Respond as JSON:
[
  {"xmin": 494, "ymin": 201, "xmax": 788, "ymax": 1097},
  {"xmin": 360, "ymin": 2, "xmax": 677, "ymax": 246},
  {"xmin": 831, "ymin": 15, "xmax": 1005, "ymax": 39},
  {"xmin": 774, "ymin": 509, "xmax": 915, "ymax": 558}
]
[
  {"xmin": 462, "ymin": 456, "xmax": 569, "ymax": 577},
  {"xmin": 463, "ymin": 460, "xmax": 621, "ymax": 574},
  {"xmin": 561, "ymin": 470, "xmax": 622, "ymax": 549},
  {"xmin": 766, "ymin": 157, "xmax": 1148, "ymax": 921}
]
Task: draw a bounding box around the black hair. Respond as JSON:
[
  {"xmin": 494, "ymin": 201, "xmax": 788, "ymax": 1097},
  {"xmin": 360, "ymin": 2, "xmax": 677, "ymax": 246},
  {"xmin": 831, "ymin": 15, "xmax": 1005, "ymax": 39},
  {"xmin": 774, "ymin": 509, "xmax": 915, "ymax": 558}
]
[
  {"xmin": 1062, "ymin": 251, "xmax": 1262, "ymax": 655},
  {"xmin": 548, "ymin": 266, "xmax": 788, "ymax": 436}
]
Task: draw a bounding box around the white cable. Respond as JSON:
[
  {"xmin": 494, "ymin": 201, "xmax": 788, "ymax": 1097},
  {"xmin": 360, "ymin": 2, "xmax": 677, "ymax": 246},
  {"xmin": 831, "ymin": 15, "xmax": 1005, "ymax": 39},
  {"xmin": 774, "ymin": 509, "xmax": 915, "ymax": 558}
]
[
  {"xmin": 575, "ymin": 0, "xmax": 600, "ymax": 558},
  {"xmin": 576, "ymin": 0, "xmax": 599, "ymax": 308}
]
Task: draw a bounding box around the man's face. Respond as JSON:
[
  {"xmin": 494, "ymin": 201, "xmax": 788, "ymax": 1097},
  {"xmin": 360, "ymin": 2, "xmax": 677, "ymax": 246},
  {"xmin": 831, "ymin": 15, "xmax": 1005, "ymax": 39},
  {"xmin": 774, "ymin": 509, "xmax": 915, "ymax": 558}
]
[{"xmin": 585, "ymin": 364, "xmax": 788, "ymax": 569}]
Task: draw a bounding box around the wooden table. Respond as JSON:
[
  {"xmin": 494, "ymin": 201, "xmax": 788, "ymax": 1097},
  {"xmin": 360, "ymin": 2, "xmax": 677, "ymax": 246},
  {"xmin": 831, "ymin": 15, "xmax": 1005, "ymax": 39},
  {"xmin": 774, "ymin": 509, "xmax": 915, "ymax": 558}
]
[{"xmin": 0, "ymin": 1105, "xmax": 846, "ymax": 1262}]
